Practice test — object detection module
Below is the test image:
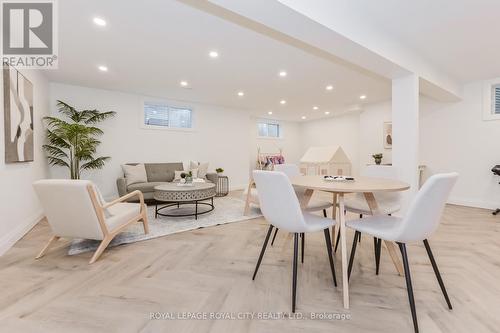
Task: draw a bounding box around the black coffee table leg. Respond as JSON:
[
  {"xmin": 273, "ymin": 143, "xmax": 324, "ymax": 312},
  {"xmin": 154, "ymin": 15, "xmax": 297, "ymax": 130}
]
[
  {"xmin": 195, "ymin": 201, "xmax": 198, "ymax": 220},
  {"xmin": 155, "ymin": 201, "xmax": 158, "ymax": 219}
]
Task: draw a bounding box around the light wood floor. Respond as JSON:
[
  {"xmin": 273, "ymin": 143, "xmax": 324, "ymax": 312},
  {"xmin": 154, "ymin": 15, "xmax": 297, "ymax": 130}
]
[{"xmin": 0, "ymin": 202, "xmax": 499, "ymax": 333}]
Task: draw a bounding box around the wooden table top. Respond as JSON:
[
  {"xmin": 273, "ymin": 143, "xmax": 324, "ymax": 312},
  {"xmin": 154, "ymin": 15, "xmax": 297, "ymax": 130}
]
[{"xmin": 290, "ymin": 175, "xmax": 410, "ymax": 193}]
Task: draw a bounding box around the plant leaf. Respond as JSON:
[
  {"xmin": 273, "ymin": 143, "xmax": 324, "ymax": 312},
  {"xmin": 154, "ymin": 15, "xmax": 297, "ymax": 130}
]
[
  {"xmin": 43, "ymin": 144, "xmax": 68, "ymax": 158},
  {"xmin": 84, "ymin": 111, "xmax": 116, "ymax": 124},
  {"xmin": 80, "ymin": 156, "xmax": 110, "ymax": 171},
  {"xmin": 46, "ymin": 156, "xmax": 70, "ymax": 168}
]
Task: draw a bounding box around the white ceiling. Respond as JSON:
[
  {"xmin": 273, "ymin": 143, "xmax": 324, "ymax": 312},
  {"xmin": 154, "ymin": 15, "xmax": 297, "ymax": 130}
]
[
  {"xmin": 319, "ymin": 0, "xmax": 500, "ymax": 83},
  {"xmin": 44, "ymin": 0, "xmax": 391, "ymax": 121}
]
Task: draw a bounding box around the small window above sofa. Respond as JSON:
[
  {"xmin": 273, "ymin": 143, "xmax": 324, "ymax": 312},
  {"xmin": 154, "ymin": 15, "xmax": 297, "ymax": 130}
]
[{"xmin": 143, "ymin": 102, "xmax": 193, "ymax": 129}]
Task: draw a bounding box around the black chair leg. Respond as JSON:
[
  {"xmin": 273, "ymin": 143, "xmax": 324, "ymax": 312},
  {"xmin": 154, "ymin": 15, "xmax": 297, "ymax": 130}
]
[
  {"xmin": 301, "ymin": 233, "xmax": 305, "ymax": 263},
  {"xmin": 252, "ymin": 225, "xmax": 274, "ymax": 280},
  {"xmin": 292, "ymin": 233, "xmax": 299, "ymax": 313},
  {"xmin": 323, "ymin": 228, "xmax": 338, "ymax": 286},
  {"xmin": 348, "ymin": 231, "xmax": 360, "ymax": 280},
  {"xmin": 358, "ymin": 215, "xmax": 363, "ymax": 243},
  {"xmin": 398, "ymin": 243, "xmax": 419, "ymax": 333},
  {"xmin": 270, "ymin": 228, "xmax": 279, "ymax": 246},
  {"xmin": 323, "ymin": 209, "xmax": 327, "ymax": 217},
  {"xmin": 334, "ymin": 229, "xmax": 341, "ymax": 253},
  {"xmin": 375, "ymin": 238, "xmax": 382, "ymax": 275},
  {"xmin": 423, "ymin": 239, "xmax": 452, "ymax": 309}
]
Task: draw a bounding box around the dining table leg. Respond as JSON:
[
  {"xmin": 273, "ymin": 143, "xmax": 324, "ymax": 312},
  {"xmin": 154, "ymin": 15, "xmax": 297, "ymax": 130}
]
[
  {"xmin": 331, "ymin": 193, "xmax": 338, "ymax": 246},
  {"xmin": 300, "ymin": 189, "xmax": 314, "ymax": 208},
  {"xmin": 338, "ymin": 193, "xmax": 350, "ymax": 309},
  {"xmin": 363, "ymin": 192, "xmax": 404, "ymax": 276}
]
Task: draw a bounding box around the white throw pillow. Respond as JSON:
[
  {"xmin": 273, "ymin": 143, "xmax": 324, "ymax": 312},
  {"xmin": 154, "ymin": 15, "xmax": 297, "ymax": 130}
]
[
  {"xmin": 190, "ymin": 161, "xmax": 209, "ymax": 179},
  {"xmin": 174, "ymin": 170, "xmax": 184, "ymax": 181},
  {"xmin": 122, "ymin": 164, "xmax": 147, "ymax": 186},
  {"xmin": 190, "ymin": 168, "xmax": 199, "ymax": 178}
]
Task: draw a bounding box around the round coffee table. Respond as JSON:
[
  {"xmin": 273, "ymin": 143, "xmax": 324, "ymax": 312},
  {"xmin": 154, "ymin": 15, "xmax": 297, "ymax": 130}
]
[{"xmin": 153, "ymin": 182, "xmax": 216, "ymax": 220}]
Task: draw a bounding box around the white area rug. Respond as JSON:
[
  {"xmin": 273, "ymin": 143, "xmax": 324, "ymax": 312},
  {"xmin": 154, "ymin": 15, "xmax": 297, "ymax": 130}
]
[{"xmin": 68, "ymin": 196, "xmax": 261, "ymax": 255}]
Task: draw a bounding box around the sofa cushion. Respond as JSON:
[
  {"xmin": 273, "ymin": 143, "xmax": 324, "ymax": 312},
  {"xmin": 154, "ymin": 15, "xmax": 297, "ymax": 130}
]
[
  {"xmin": 145, "ymin": 163, "xmax": 183, "ymax": 182},
  {"xmin": 122, "ymin": 164, "xmax": 148, "ymax": 186},
  {"xmin": 127, "ymin": 181, "xmax": 168, "ymax": 193}
]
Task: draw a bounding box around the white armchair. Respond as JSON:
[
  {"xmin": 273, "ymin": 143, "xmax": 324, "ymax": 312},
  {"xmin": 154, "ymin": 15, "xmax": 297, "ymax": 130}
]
[{"xmin": 33, "ymin": 179, "xmax": 149, "ymax": 264}]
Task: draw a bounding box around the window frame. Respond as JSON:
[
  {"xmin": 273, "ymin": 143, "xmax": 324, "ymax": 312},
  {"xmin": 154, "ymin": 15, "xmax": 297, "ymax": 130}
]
[
  {"xmin": 140, "ymin": 98, "xmax": 195, "ymax": 132},
  {"xmin": 256, "ymin": 119, "xmax": 283, "ymax": 139},
  {"xmin": 482, "ymin": 78, "xmax": 500, "ymax": 121}
]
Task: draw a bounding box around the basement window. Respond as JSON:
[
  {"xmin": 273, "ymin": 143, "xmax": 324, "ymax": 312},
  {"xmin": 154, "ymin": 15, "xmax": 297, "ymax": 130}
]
[
  {"xmin": 483, "ymin": 78, "xmax": 500, "ymax": 121},
  {"xmin": 492, "ymin": 84, "xmax": 500, "ymax": 114},
  {"xmin": 257, "ymin": 120, "xmax": 281, "ymax": 138},
  {"xmin": 143, "ymin": 102, "xmax": 192, "ymax": 129}
]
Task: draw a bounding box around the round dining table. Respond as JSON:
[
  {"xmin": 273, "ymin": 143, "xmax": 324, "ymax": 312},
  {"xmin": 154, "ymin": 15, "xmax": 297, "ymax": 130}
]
[{"xmin": 291, "ymin": 175, "xmax": 410, "ymax": 309}]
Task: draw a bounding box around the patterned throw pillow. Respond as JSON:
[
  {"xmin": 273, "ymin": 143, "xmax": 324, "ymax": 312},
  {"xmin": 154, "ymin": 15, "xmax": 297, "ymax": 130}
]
[
  {"xmin": 174, "ymin": 170, "xmax": 184, "ymax": 181},
  {"xmin": 190, "ymin": 161, "xmax": 209, "ymax": 179}
]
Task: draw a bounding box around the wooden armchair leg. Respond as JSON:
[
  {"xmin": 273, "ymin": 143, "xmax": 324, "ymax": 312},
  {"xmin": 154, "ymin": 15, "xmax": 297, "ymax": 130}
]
[
  {"xmin": 36, "ymin": 235, "xmax": 60, "ymax": 259},
  {"xmin": 89, "ymin": 237, "xmax": 113, "ymax": 264},
  {"xmin": 142, "ymin": 206, "xmax": 150, "ymax": 234}
]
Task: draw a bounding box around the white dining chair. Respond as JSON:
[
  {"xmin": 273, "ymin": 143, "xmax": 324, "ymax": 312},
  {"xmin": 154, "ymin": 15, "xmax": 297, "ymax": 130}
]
[
  {"xmin": 33, "ymin": 179, "xmax": 149, "ymax": 264},
  {"xmin": 337, "ymin": 165, "xmax": 401, "ymax": 275},
  {"xmin": 346, "ymin": 172, "xmax": 458, "ymax": 333},
  {"xmin": 252, "ymin": 170, "xmax": 337, "ymax": 313},
  {"xmin": 272, "ymin": 164, "xmax": 333, "ymax": 253}
]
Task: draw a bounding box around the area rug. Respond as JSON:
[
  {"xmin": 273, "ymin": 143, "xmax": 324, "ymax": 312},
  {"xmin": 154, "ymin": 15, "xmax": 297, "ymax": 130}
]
[{"xmin": 68, "ymin": 196, "xmax": 262, "ymax": 255}]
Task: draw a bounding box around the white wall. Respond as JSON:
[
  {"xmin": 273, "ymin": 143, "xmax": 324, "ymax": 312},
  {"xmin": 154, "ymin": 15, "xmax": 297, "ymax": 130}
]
[
  {"xmin": 49, "ymin": 83, "xmax": 252, "ymax": 198},
  {"xmin": 299, "ymin": 112, "xmax": 361, "ymax": 176},
  {"xmin": 250, "ymin": 118, "xmax": 302, "ymax": 172},
  {"xmin": 359, "ymin": 101, "xmax": 392, "ymax": 166},
  {"xmin": 420, "ymin": 82, "xmax": 500, "ymax": 209},
  {"xmin": 300, "ymin": 81, "xmax": 500, "ymax": 210},
  {"xmin": 0, "ymin": 69, "xmax": 50, "ymax": 255}
]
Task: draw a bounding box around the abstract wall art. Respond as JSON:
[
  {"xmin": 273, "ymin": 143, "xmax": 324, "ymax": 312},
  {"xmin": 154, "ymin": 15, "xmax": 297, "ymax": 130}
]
[
  {"xmin": 383, "ymin": 121, "xmax": 392, "ymax": 149},
  {"xmin": 3, "ymin": 63, "xmax": 34, "ymax": 163}
]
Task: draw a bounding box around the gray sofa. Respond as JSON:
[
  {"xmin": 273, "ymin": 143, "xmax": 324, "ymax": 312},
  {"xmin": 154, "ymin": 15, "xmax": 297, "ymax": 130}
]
[{"xmin": 117, "ymin": 162, "xmax": 218, "ymax": 201}]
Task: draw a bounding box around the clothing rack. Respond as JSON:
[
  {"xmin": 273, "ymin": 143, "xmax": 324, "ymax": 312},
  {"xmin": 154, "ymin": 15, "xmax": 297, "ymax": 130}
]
[{"xmin": 256, "ymin": 147, "xmax": 284, "ymax": 170}]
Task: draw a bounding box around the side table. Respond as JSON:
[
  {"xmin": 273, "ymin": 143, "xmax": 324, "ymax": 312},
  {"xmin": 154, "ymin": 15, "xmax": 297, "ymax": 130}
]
[{"xmin": 216, "ymin": 175, "xmax": 229, "ymax": 197}]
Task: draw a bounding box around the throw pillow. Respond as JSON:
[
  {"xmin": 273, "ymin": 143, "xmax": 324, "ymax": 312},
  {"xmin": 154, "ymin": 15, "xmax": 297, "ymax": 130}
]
[
  {"xmin": 190, "ymin": 161, "xmax": 209, "ymax": 179},
  {"xmin": 174, "ymin": 170, "xmax": 184, "ymax": 181},
  {"xmin": 122, "ymin": 164, "xmax": 148, "ymax": 186},
  {"xmin": 190, "ymin": 168, "xmax": 199, "ymax": 178}
]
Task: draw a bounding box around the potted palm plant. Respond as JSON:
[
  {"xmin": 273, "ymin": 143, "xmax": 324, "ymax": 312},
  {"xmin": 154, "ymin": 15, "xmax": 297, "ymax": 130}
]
[{"xmin": 43, "ymin": 100, "xmax": 116, "ymax": 179}]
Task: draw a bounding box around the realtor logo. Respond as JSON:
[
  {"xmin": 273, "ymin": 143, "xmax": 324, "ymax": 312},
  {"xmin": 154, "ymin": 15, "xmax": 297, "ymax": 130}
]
[{"xmin": 1, "ymin": 0, "xmax": 58, "ymax": 68}]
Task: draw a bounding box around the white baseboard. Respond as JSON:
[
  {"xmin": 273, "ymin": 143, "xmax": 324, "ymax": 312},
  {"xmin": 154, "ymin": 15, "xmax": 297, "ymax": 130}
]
[
  {"xmin": 0, "ymin": 211, "xmax": 44, "ymax": 256},
  {"xmin": 448, "ymin": 196, "xmax": 499, "ymax": 210},
  {"xmin": 229, "ymin": 183, "xmax": 247, "ymax": 191}
]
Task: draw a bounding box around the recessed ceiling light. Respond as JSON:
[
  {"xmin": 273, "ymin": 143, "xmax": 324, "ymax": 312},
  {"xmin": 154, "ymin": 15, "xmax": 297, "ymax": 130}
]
[
  {"xmin": 93, "ymin": 17, "xmax": 106, "ymax": 26},
  {"xmin": 98, "ymin": 65, "xmax": 108, "ymax": 72},
  {"xmin": 313, "ymin": 106, "xmax": 319, "ymax": 110},
  {"xmin": 237, "ymin": 91, "xmax": 245, "ymax": 97},
  {"xmin": 180, "ymin": 80, "xmax": 189, "ymax": 87},
  {"xmin": 324, "ymin": 111, "xmax": 330, "ymax": 115},
  {"xmin": 301, "ymin": 116, "xmax": 307, "ymax": 120},
  {"xmin": 209, "ymin": 51, "xmax": 219, "ymax": 58},
  {"xmin": 326, "ymin": 85, "xmax": 334, "ymax": 91},
  {"xmin": 268, "ymin": 111, "xmax": 273, "ymax": 115},
  {"xmin": 279, "ymin": 71, "xmax": 287, "ymax": 77},
  {"xmin": 360, "ymin": 95, "xmax": 367, "ymax": 100},
  {"xmin": 280, "ymin": 100, "xmax": 286, "ymax": 105}
]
